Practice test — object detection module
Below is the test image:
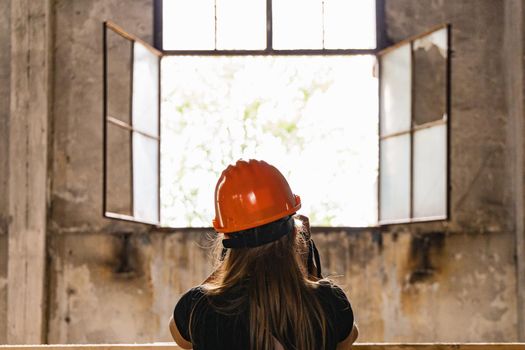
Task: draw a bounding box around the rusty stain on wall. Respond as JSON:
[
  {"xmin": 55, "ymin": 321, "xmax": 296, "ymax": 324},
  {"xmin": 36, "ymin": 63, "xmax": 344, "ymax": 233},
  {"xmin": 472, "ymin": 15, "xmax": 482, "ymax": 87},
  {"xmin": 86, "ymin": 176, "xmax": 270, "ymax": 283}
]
[{"xmin": 406, "ymin": 232, "xmax": 445, "ymax": 284}]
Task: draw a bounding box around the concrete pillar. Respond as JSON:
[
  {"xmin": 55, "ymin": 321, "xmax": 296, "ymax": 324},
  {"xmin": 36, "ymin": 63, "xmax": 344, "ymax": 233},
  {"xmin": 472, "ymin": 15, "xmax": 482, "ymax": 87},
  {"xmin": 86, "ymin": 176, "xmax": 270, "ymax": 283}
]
[
  {"xmin": 0, "ymin": 0, "xmax": 11, "ymax": 344},
  {"xmin": 504, "ymin": 0, "xmax": 525, "ymax": 341},
  {"xmin": 6, "ymin": 0, "xmax": 52, "ymax": 344}
]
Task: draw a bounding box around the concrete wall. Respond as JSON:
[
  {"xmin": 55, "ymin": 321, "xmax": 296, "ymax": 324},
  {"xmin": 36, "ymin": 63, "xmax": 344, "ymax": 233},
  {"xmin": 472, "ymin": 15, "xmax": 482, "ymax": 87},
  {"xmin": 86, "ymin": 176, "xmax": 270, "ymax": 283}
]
[
  {"xmin": 46, "ymin": 229, "xmax": 519, "ymax": 343},
  {"xmin": 47, "ymin": 0, "xmax": 162, "ymax": 343},
  {"xmin": 50, "ymin": 0, "xmax": 153, "ymax": 235},
  {"xmin": 504, "ymin": 0, "xmax": 525, "ymax": 339},
  {"xmin": 0, "ymin": 0, "xmax": 10, "ymax": 344},
  {"xmin": 385, "ymin": 1, "xmax": 512, "ymax": 234},
  {"xmin": 47, "ymin": 231, "xmax": 213, "ymax": 343},
  {"xmin": 374, "ymin": 0, "xmax": 519, "ymax": 341},
  {"xmin": 6, "ymin": 0, "xmax": 51, "ymax": 343},
  {"xmin": 0, "ymin": 0, "xmax": 523, "ymax": 344}
]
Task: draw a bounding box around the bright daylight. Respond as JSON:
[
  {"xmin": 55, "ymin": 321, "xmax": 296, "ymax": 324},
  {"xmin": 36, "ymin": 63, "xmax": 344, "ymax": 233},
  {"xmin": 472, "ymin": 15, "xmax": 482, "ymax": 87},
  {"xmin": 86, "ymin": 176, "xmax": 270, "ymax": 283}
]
[
  {"xmin": 161, "ymin": 55, "xmax": 378, "ymax": 227},
  {"xmin": 159, "ymin": 0, "xmax": 379, "ymax": 228}
]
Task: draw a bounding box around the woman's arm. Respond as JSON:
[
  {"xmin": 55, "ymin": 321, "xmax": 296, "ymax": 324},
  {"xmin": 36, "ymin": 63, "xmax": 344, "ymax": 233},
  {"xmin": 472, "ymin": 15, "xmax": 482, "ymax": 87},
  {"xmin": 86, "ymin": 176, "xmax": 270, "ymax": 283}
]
[
  {"xmin": 168, "ymin": 315, "xmax": 193, "ymax": 349},
  {"xmin": 337, "ymin": 324, "xmax": 359, "ymax": 350}
]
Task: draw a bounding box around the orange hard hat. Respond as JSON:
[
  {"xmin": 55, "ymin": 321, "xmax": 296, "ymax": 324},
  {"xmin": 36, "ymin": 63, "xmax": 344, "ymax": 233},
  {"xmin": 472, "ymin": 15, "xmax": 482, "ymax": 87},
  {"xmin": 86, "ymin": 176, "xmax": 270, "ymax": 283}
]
[{"xmin": 213, "ymin": 159, "xmax": 301, "ymax": 233}]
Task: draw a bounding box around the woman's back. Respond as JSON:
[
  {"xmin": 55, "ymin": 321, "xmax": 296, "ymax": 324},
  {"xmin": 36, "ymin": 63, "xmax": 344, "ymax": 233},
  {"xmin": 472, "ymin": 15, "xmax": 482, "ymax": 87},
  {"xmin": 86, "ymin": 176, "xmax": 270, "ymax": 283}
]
[
  {"xmin": 174, "ymin": 280, "xmax": 354, "ymax": 350},
  {"xmin": 169, "ymin": 160, "xmax": 358, "ymax": 350}
]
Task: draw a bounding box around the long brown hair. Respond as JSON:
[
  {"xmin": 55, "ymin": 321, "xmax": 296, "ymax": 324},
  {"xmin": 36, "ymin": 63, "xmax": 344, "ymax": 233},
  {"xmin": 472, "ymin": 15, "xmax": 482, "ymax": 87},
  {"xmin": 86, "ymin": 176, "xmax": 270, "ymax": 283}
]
[{"xmin": 193, "ymin": 219, "xmax": 329, "ymax": 350}]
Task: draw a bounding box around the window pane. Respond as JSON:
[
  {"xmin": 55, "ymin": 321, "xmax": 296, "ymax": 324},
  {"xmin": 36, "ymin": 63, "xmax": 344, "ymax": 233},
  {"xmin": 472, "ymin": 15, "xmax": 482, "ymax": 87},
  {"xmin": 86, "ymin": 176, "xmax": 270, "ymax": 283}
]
[
  {"xmin": 413, "ymin": 124, "xmax": 447, "ymax": 219},
  {"xmin": 273, "ymin": 0, "xmax": 323, "ymax": 49},
  {"xmin": 413, "ymin": 28, "xmax": 448, "ymax": 126},
  {"xmin": 380, "ymin": 43, "xmax": 411, "ymax": 136},
  {"xmin": 324, "ymin": 0, "xmax": 376, "ymax": 49},
  {"xmin": 161, "ymin": 55, "xmax": 378, "ymax": 227},
  {"xmin": 132, "ymin": 42, "xmax": 159, "ymax": 137},
  {"xmin": 163, "ymin": 0, "xmax": 215, "ymax": 50},
  {"xmin": 132, "ymin": 133, "xmax": 159, "ymax": 223},
  {"xmin": 106, "ymin": 123, "xmax": 132, "ymax": 216},
  {"xmin": 106, "ymin": 29, "xmax": 132, "ymax": 124},
  {"xmin": 379, "ymin": 135, "xmax": 410, "ymax": 222},
  {"xmin": 216, "ymin": 0, "xmax": 266, "ymax": 49}
]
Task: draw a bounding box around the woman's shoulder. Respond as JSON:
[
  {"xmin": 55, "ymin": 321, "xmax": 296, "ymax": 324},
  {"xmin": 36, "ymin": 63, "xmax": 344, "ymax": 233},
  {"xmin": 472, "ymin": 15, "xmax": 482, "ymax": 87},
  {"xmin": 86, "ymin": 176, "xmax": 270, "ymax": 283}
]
[
  {"xmin": 181, "ymin": 285, "xmax": 207, "ymax": 300},
  {"xmin": 174, "ymin": 286, "xmax": 207, "ymax": 317},
  {"xmin": 314, "ymin": 280, "xmax": 353, "ymax": 311},
  {"xmin": 315, "ymin": 279, "xmax": 348, "ymax": 296},
  {"xmin": 314, "ymin": 280, "xmax": 355, "ymax": 343},
  {"xmin": 173, "ymin": 285, "xmax": 209, "ymax": 342}
]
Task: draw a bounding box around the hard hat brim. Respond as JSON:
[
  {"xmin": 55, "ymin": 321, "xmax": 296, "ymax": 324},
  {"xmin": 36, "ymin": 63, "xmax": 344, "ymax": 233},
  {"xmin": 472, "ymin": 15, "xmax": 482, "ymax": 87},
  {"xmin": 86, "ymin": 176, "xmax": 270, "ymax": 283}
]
[{"xmin": 214, "ymin": 199, "xmax": 301, "ymax": 234}]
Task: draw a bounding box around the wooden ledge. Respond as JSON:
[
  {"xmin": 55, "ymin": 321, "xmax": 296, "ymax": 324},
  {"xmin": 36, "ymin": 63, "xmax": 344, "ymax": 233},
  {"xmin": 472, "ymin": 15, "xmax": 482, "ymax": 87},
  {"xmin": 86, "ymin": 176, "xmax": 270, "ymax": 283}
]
[{"xmin": 1, "ymin": 343, "xmax": 524, "ymax": 350}]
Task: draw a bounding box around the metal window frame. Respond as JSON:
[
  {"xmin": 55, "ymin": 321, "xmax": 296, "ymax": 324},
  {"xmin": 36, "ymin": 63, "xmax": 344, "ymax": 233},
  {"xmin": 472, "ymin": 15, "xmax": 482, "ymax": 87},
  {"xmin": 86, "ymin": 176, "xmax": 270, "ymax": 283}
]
[
  {"xmin": 154, "ymin": 0, "xmax": 385, "ymax": 55},
  {"xmin": 103, "ymin": 2, "xmax": 452, "ymax": 229},
  {"xmin": 103, "ymin": 0, "xmax": 387, "ymax": 229},
  {"xmin": 103, "ymin": 21, "xmax": 163, "ymax": 226},
  {"xmin": 377, "ymin": 24, "xmax": 452, "ymax": 226}
]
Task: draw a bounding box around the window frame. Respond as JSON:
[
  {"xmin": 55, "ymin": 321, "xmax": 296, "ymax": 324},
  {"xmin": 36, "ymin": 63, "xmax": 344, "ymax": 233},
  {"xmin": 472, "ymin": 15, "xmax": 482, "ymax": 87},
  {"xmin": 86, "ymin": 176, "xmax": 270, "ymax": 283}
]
[
  {"xmin": 377, "ymin": 24, "xmax": 452, "ymax": 225},
  {"xmin": 103, "ymin": 21, "xmax": 163, "ymax": 226},
  {"xmin": 153, "ymin": 0, "xmax": 388, "ymax": 230},
  {"xmin": 102, "ymin": 1, "xmax": 451, "ymax": 229},
  {"xmin": 153, "ymin": 0, "xmax": 386, "ymax": 55}
]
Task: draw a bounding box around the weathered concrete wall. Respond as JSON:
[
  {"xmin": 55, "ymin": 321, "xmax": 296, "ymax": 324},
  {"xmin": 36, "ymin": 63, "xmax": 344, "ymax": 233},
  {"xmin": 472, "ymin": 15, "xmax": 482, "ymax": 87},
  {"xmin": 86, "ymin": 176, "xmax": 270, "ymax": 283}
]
[
  {"xmin": 0, "ymin": 0, "xmax": 11, "ymax": 237},
  {"xmin": 47, "ymin": 231, "xmax": 213, "ymax": 343},
  {"xmin": 47, "ymin": 228, "xmax": 518, "ymax": 343},
  {"xmin": 47, "ymin": 0, "xmax": 158, "ymax": 343},
  {"xmin": 385, "ymin": 0, "xmax": 511, "ymax": 234},
  {"xmin": 375, "ymin": 0, "xmax": 519, "ymax": 341},
  {"xmin": 504, "ymin": 0, "xmax": 525, "ymax": 339},
  {"xmin": 0, "ymin": 0, "xmax": 10, "ymax": 343},
  {"xmin": 7, "ymin": 0, "xmax": 52, "ymax": 343},
  {"xmin": 320, "ymin": 230, "xmax": 517, "ymax": 341},
  {"xmin": 0, "ymin": 235, "xmax": 6, "ymax": 343},
  {"xmin": 50, "ymin": 0, "xmax": 153, "ymax": 236},
  {"xmin": 380, "ymin": 0, "xmax": 519, "ymax": 341}
]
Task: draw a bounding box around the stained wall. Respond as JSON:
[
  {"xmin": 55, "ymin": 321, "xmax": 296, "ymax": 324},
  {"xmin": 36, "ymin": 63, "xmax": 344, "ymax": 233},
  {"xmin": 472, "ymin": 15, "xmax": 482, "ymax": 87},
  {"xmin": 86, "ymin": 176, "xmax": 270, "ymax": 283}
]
[{"xmin": 0, "ymin": 0, "xmax": 11, "ymax": 344}]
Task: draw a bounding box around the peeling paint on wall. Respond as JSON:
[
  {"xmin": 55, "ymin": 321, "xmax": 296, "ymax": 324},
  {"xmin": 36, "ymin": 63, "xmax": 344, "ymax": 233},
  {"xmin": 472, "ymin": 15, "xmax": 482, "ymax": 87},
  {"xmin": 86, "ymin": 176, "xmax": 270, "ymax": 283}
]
[{"xmin": 47, "ymin": 230, "xmax": 518, "ymax": 342}]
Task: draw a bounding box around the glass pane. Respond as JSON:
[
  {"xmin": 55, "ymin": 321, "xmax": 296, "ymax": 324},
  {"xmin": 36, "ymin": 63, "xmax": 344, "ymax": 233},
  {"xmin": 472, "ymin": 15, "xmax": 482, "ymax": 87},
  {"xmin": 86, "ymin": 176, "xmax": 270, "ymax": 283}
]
[
  {"xmin": 413, "ymin": 28, "xmax": 448, "ymax": 126},
  {"xmin": 413, "ymin": 124, "xmax": 447, "ymax": 218},
  {"xmin": 216, "ymin": 0, "xmax": 266, "ymax": 49},
  {"xmin": 132, "ymin": 42, "xmax": 159, "ymax": 137},
  {"xmin": 273, "ymin": 0, "xmax": 323, "ymax": 49},
  {"xmin": 380, "ymin": 43, "xmax": 411, "ymax": 136},
  {"xmin": 324, "ymin": 0, "xmax": 376, "ymax": 49},
  {"xmin": 132, "ymin": 133, "xmax": 159, "ymax": 223},
  {"xmin": 161, "ymin": 55, "xmax": 378, "ymax": 227},
  {"xmin": 163, "ymin": 0, "xmax": 215, "ymax": 50},
  {"xmin": 380, "ymin": 135, "xmax": 410, "ymax": 222},
  {"xmin": 106, "ymin": 123, "xmax": 132, "ymax": 215},
  {"xmin": 106, "ymin": 29, "xmax": 132, "ymax": 124}
]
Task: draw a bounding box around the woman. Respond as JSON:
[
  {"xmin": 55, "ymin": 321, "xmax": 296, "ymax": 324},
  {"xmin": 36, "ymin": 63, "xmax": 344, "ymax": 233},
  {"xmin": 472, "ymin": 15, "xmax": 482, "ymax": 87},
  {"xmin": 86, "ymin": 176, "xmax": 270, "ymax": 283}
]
[{"xmin": 169, "ymin": 159, "xmax": 358, "ymax": 350}]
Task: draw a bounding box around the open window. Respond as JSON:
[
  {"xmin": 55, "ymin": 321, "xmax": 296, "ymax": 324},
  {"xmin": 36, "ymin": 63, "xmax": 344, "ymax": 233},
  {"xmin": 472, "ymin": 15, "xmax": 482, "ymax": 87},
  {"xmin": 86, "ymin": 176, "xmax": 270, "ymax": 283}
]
[
  {"xmin": 378, "ymin": 25, "xmax": 450, "ymax": 224},
  {"xmin": 103, "ymin": 21, "xmax": 162, "ymax": 225},
  {"xmin": 103, "ymin": 5, "xmax": 450, "ymax": 229}
]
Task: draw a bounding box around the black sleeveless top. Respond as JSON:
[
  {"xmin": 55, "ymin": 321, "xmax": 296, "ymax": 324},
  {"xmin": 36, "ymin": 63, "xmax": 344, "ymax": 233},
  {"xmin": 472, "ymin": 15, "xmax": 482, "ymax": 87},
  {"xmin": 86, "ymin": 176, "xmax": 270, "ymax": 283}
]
[{"xmin": 173, "ymin": 281, "xmax": 354, "ymax": 349}]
